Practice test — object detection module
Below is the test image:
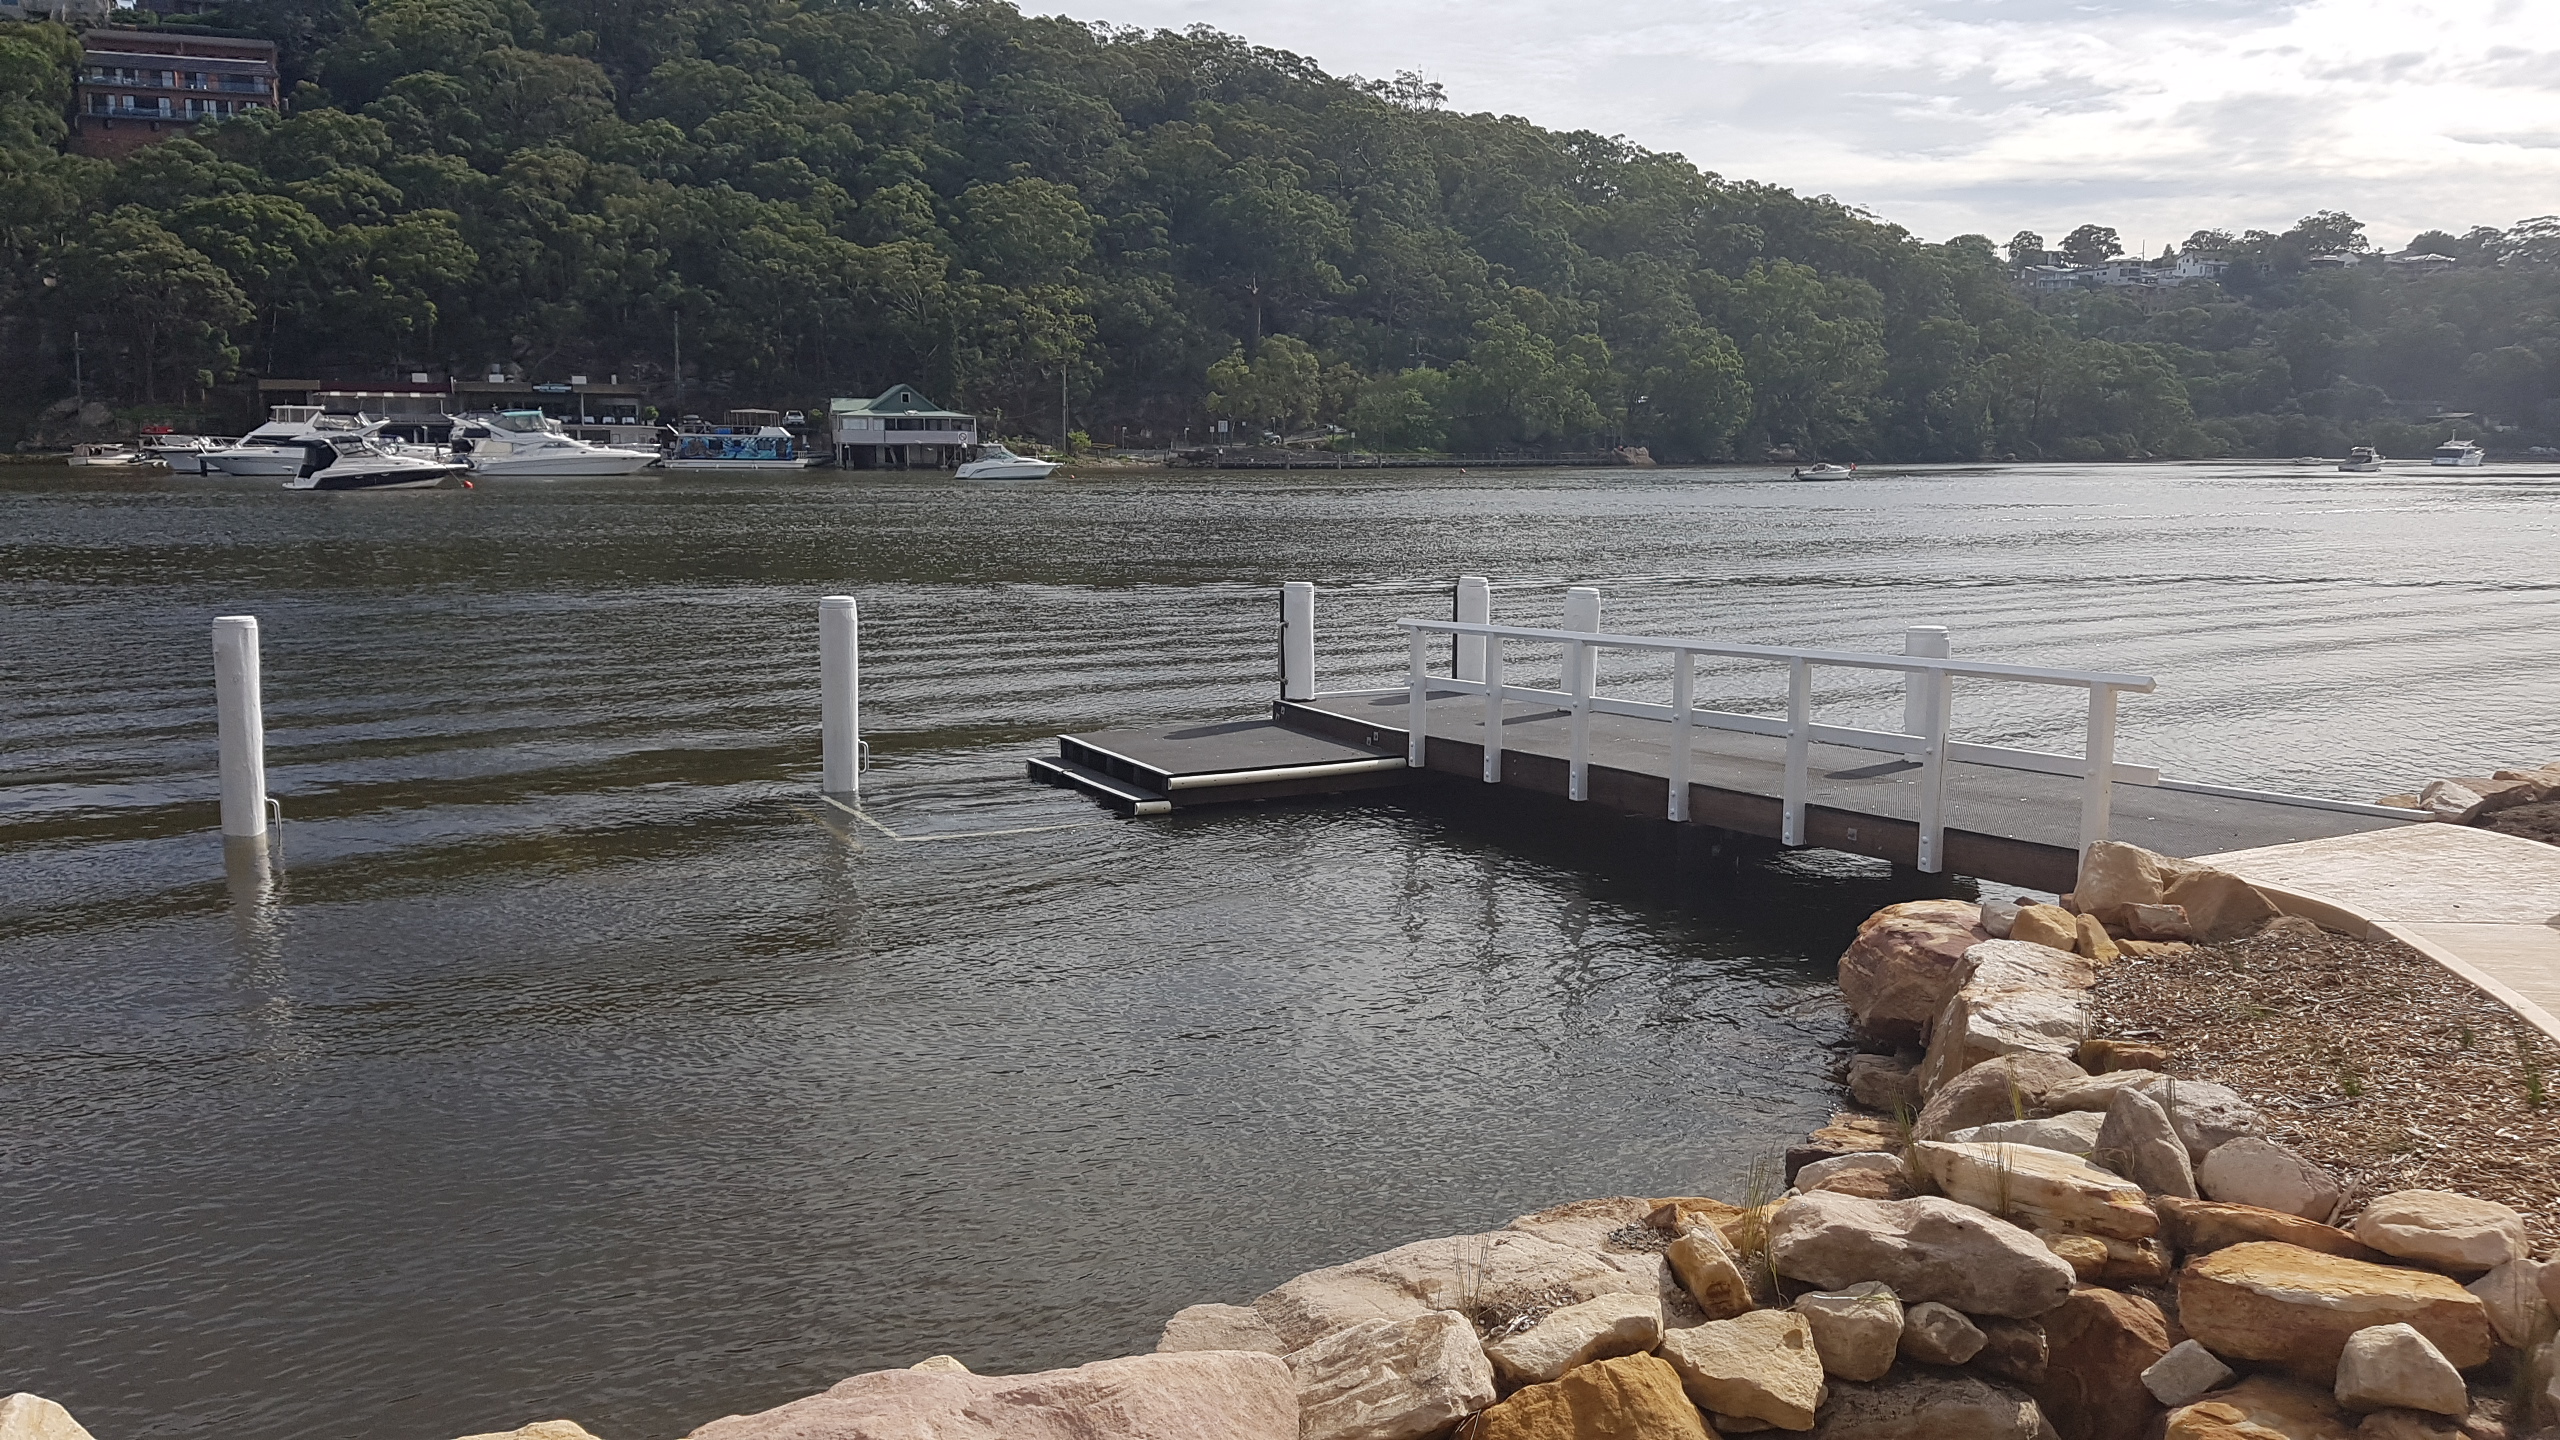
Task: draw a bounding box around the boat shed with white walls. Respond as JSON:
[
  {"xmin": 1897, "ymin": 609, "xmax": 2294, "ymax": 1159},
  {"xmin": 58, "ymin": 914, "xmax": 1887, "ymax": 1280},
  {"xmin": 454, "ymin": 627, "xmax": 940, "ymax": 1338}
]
[{"xmin": 830, "ymin": 385, "xmax": 979, "ymax": 469}]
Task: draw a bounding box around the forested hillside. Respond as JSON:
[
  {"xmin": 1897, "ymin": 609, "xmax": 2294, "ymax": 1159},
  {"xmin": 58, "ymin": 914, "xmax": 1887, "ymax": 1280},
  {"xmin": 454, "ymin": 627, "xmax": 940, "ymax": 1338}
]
[{"xmin": 2, "ymin": 0, "xmax": 2557, "ymax": 459}]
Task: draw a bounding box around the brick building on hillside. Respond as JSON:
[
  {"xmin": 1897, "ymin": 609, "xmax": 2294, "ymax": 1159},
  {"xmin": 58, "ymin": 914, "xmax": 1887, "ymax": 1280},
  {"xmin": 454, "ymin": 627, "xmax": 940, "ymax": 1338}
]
[{"xmin": 68, "ymin": 28, "xmax": 278, "ymax": 159}]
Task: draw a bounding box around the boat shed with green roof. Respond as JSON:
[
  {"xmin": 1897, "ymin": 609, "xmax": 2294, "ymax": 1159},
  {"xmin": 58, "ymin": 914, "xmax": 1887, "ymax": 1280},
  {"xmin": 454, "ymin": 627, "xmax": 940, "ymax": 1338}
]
[{"xmin": 829, "ymin": 385, "xmax": 980, "ymax": 469}]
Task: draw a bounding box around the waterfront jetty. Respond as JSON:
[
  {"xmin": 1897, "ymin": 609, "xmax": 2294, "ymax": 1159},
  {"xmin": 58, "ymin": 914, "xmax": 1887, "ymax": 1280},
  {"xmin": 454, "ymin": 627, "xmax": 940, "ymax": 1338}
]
[{"xmin": 1032, "ymin": 579, "xmax": 2420, "ymax": 892}]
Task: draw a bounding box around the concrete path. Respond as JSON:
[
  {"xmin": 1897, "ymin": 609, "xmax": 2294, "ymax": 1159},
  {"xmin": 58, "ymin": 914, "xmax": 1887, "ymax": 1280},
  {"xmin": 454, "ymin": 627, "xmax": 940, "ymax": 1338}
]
[{"xmin": 2198, "ymin": 824, "xmax": 2560, "ymax": 1042}]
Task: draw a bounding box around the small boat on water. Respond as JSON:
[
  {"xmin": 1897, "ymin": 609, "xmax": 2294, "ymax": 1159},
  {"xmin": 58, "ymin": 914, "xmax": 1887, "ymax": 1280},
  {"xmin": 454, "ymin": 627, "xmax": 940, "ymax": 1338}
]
[
  {"xmin": 955, "ymin": 443, "xmax": 1060, "ymax": 480},
  {"xmin": 2432, "ymin": 438, "xmax": 2485, "ymax": 467},
  {"xmin": 2339, "ymin": 447, "xmax": 2383, "ymax": 473},
  {"xmin": 662, "ymin": 410, "xmax": 819, "ymax": 472},
  {"xmin": 140, "ymin": 435, "xmax": 235, "ymax": 473},
  {"xmin": 280, "ymin": 435, "xmax": 467, "ymax": 491},
  {"xmin": 1792, "ymin": 462, "xmax": 1856, "ymax": 480},
  {"xmin": 452, "ymin": 410, "xmax": 659, "ymax": 477},
  {"xmin": 204, "ymin": 407, "xmax": 387, "ymax": 477},
  {"xmin": 68, "ymin": 443, "xmax": 162, "ymax": 468}
]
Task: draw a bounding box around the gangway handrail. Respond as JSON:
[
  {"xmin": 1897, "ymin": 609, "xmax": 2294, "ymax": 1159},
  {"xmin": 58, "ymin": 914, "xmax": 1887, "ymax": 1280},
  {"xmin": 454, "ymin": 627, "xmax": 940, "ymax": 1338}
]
[{"xmin": 1394, "ymin": 615, "xmax": 2157, "ymax": 874}]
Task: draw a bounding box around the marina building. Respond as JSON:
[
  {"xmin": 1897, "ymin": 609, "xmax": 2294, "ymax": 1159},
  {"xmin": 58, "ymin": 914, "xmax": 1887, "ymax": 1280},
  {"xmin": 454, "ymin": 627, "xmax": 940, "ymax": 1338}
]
[
  {"xmin": 68, "ymin": 28, "xmax": 278, "ymax": 159},
  {"xmin": 828, "ymin": 385, "xmax": 980, "ymax": 468}
]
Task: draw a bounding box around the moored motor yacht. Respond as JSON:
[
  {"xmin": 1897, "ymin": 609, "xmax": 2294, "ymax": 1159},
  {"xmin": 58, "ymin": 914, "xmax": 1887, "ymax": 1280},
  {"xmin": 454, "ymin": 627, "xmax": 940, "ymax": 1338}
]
[
  {"xmin": 451, "ymin": 410, "xmax": 659, "ymax": 477},
  {"xmin": 955, "ymin": 442, "xmax": 1060, "ymax": 480},
  {"xmin": 204, "ymin": 407, "xmax": 385, "ymax": 477},
  {"xmin": 2338, "ymin": 447, "xmax": 2383, "ymax": 472},
  {"xmin": 280, "ymin": 434, "xmax": 467, "ymax": 490},
  {"xmin": 2432, "ymin": 438, "xmax": 2485, "ymax": 467},
  {"xmin": 662, "ymin": 410, "xmax": 820, "ymax": 471},
  {"xmin": 1792, "ymin": 462, "xmax": 1855, "ymax": 480},
  {"xmin": 68, "ymin": 443, "xmax": 161, "ymax": 468},
  {"xmin": 140, "ymin": 434, "xmax": 234, "ymax": 473}
]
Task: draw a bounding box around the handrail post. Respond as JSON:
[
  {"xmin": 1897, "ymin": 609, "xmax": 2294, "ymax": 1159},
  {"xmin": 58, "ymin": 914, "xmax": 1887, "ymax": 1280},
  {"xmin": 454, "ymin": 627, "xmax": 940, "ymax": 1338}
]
[
  {"xmin": 1481, "ymin": 638, "xmax": 1505, "ymax": 782},
  {"xmin": 1782, "ymin": 657, "xmax": 1811, "ymax": 846},
  {"xmin": 1902, "ymin": 625, "xmax": 1949, "ymax": 736},
  {"xmin": 1280, "ymin": 582, "xmax": 1316, "ymax": 700},
  {"xmin": 1454, "ymin": 576, "xmax": 1490, "ymax": 680},
  {"xmin": 213, "ymin": 615, "xmax": 267, "ymax": 839},
  {"xmin": 1567, "ymin": 637, "xmax": 1592, "ymax": 801},
  {"xmin": 1561, "ymin": 586, "xmax": 1600, "ymax": 694},
  {"xmin": 1915, "ymin": 665, "xmax": 1952, "ymax": 873},
  {"xmin": 1406, "ymin": 629, "xmax": 1430, "ymax": 767},
  {"xmin": 2081, "ymin": 685, "xmax": 2119, "ymax": 859},
  {"xmin": 1667, "ymin": 650, "xmax": 1693, "ymax": 821},
  {"xmin": 820, "ymin": 595, "xmax": 861, "ymax": 796}
]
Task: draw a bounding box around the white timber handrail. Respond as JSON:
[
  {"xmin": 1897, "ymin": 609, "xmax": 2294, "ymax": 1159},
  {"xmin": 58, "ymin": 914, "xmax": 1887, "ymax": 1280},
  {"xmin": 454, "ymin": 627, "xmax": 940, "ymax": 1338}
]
[{"xmin": 1396, "ymin": 616, "xmax": 2158, "ymax": 874}]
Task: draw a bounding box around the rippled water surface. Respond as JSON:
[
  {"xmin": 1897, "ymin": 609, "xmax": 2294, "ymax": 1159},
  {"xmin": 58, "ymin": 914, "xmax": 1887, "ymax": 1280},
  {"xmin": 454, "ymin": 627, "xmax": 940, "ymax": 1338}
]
[{"xmin": 6, "ymin": 460, "xmax": 2557, "ymax": 1439}]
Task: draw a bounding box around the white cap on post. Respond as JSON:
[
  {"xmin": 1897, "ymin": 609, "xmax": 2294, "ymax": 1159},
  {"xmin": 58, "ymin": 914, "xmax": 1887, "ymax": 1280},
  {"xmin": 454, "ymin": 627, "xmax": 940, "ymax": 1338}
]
[
  {"xmin": 820, "ymin": 595, "xmax": 861, "ymax": 796},
  {"xmin": 213, "ymin": 615, "xmax": 267, "ymax": 839}
]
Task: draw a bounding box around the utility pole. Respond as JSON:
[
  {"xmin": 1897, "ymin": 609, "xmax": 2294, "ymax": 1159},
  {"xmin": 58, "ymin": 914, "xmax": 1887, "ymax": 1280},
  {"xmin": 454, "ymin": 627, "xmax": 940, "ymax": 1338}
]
[
  {"xmin": 73, "ymin": 329, "xmax": 83, "ymax": 405},
  {"xmin": 672, "ymin": 312, "xmax": 682, "ymax": 414},
  {"xmin": 1060, "ymin": 365, "xmax": 1069, "ymax": 448}
]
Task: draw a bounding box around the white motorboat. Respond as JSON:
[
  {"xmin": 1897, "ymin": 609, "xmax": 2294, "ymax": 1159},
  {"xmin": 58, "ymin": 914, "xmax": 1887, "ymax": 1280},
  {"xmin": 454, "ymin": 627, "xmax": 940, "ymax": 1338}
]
[
  {"xmin": 955, "ymin": 443, "xmax": 1060, "ymax": 480},
  {"xmin": 280, "ymin": 435, "xmax": 467, "ymax": 491},
  {"xmin": 662, "ymin": 410, "xmax": 820, "ymax": 472},
  {"xmin": 67, "ymin": 443, "xmax": 161, "ymax": 468},
  {"xmin": 204, "ymin": 407, "xmax": 385, "ymax": 477},
  {"xmin": 2338, "ymin": 447, "xmax": 2383, "ymax": 473},
  {"xmin": 451, "ymin": 410, "xmax": 658, "ymax": 477},
  {"xmin": 2431, "ymin": 438, "xmax": 2485, "ymax": 467},
  {"xmin": 1792, "ymin": 462, "xmax": 1856, "ymax": 480},
  {"xmin": 140, "ymin": 434, "xmax": 234, "ymax": 473}
]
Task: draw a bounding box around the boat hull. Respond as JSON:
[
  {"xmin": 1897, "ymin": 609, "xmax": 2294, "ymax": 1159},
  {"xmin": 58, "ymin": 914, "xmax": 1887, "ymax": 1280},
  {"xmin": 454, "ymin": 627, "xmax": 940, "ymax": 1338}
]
[
  {"xmin": 204, "ymin": 448, "xmax": 312, "ymax": 477},
  {"xmin": 2432, "ymin": 453, "xmax": 2484, "ymax": 467},
  {"xmin": 661, "ymin": 458, "xmax": 821, "ymax": 471},
  {"xmin": 286, "ymin": 465, "xmax": 466, "ymax": 491},
  {"xmin": 469, "ymin": 451, "xmax": 660, "ymax": 477},
  {"xmin": 955, "ymin": 460, "xmax": 1060, "ymax": 479}
]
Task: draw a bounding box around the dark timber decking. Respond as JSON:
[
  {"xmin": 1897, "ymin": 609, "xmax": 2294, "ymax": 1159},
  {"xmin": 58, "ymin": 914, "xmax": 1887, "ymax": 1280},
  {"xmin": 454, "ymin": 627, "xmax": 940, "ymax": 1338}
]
[{"xmin": 1033, "ymin": 689, "xmax": 2411, "ymax": 891}]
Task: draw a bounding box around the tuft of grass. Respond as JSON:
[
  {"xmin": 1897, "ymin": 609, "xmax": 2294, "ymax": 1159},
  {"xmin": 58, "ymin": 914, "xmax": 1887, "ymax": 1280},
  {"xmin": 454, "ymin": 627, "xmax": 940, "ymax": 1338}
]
[
  {"xmin": 2006, "ymin": 1073, "xmax": 2028, "ymax": 1123},
  {"xmin": 1736, "ymin": 1147, "xmax": 1787, "ymax": 1299},
  {"xmin": 2457, "ymin": 1023, "xmax": 2477, "ymax": 1051},
  {"xmin": 2520, "ymin": 1035, "xmax": 2548, "ymax": 1109}
]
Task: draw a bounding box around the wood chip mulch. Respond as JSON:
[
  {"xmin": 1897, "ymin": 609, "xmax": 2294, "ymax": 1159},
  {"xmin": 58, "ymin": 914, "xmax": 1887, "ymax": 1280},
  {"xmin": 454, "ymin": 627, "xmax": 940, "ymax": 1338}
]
[{"xmin": 2087, "ymin": 924, "xmax": 2560, "ymax": 1241}]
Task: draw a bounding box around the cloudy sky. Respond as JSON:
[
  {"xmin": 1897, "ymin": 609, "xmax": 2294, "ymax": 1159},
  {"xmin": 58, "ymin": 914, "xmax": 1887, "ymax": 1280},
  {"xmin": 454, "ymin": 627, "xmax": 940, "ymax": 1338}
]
[{"xmin": 1044, "ymin": 0, "xmax": 2560, "ymax": 251}]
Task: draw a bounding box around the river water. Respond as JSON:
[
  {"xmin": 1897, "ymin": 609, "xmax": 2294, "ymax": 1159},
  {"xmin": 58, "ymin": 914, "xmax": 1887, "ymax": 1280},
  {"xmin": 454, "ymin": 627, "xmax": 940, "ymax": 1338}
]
[{"xmin": 5, "ymin": 459, "xmax": 2556, "ymax": 1439}]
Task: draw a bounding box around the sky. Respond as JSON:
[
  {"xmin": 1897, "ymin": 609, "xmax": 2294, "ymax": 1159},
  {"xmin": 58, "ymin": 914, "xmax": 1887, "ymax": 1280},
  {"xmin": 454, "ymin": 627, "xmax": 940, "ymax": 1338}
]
[{"xmin": 1042, "ymin": 0, "xmax": 2560, "ymax": 252}]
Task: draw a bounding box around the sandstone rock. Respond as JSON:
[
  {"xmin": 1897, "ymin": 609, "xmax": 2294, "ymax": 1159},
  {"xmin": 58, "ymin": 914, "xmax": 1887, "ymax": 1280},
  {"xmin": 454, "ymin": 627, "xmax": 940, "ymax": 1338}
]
[
  {"xmin": 457, "ymin": 1425, "xmax": 605, "ymax": 1440},
  {"xmin": 1789, "ymin": 1113, "xmax": 1907, "ymax": 1183},
  {"xmin": 2076, "ymin": 914, "xmax": 2122, "ymax": 964},
  {"xmin": 2117, "ymin": 939, "xmax": 2196, "ymax": 959},
  {"xmin": 2464, "ymin": 1259, "xmax": 2553, "ymax": 1348},
  {"xmin": 1960, "ymin": 937, "xmax": 2100, "ymax": 993},
  {"xmin": 1657, "ymin": 1309, "xmax": 1828, "ymax": 1429},
  {"xmin": 1915, "ymin": 1141, "xmax": 2161, "ymax": 1241},
  {"xmin": 908, "ymin": 1356, "xmax": 970, "ymax": 1374},
  {"xmin": 2126, "ymin": 904, "xmax": 2193, "ymax": 941},
  {"xmin": 1918, "ymin": 980, "xmax": 2095, "ymax": 1095},
  {"xmin": 2031, "ymin": 1285, "xmax": 2173, "ymax": 1440},
  {"xmin": 2177, "ymin": 1242, "xmax": 2494, "ymax": 1380},
  {"xmin": 2046, "ymin": 1232, "xmax": 2170, "ymax": 1286},
  {"xmin": 2094, "ymin": 1087, "xmax": 2199, "ymax": 1198},
  {"xmin": 2422, "ymin": 780, "xmax": 2487, "ymax": 825},
  {"xmin": 2157, "ymin": 1196, "xmax": 2380, "ymax": 1261},
  {"xmin": 1158, "ymin": 1302, "xmax": 1287, "ymax": 1353},
  {"xmin": 2078, "ymin": 1038, "xmax": 2172, "ymax": 1074},
  {"xmin": 1483, "ymin": 1291, "xmax": 1664, "ymax": 1386},
  {"xmin": 1252, "ymin": 1227, "xmax": 1655, "ymax": 1351},
  {"xmin": 2356, "ymin": 1411, "xmax": 2462, "ymax": 1440},
  {"xmin": 1914, "ymin": 1053, "xmax": 2091, "ymax": 1141},
  {"xmin": 2141, "ymin": 1078, "xmax": 2264, "ymax": 1162},
  {"xmin": 683, "ymin": 1350, "xmax": 1297, "ymax": 1440},
  {"xmin": 2042, "ymin": 1071, "xmax": 2169, "ymax": 1113},
  {"xmin": 1945, "ymin": 1112, "xmax": 2107, "ymax": 1155},
  {"xmin": 1469, "ymin": 1354, "xmax": 1712, "ymax": 1440},
  {"xmin": 2351, "ymin": 1192, "xmax": 2527, "ymax": 1275},
  {"xmin": 1795, "ymin": 1282, "xmax": 1906, "ymax": 1383},
  {"xmin": 1973, "ymin": 1317, "xmax": 2048, "ymax": 1387},
  {"xmin": 2335, "ymin": 1325, "xmax": 2467, "ymax": 1416},
  {"xmin": 1899, "ymin": 1301, "xmax": 1986, "ymax": 1365},
  {"xmin": 2164, "ymin": 1374, "xmax": 2354, "ymax": 1440},
  {"xmin": 1770, "ymin": 1191, "xmax": 2077, "ymax": 1318},
  {"xmin": 2013, "ymin": 905, "xmax": 2082, "ymax": 951},
  {"xmin": 1983, "ymin": 898, "xmax": 2020, "ymax": 938},
  {"xmin": 1850, "ymin": 1053, "xmax": 1923, "ymax": 1113},
  {"xmin": 2161, "ymin": 869, "xmax": 2283, "ymax": 943},
  {"xmin": 2198, "ymin": 1139, "xmax": 2342, "ymax": 1222},
  {"xmin": 1800, "ymin": 1152, "xmax": 1912, "ymax": 1190},
  {"xmin": 1289, "ymin": 1310, "xmax": 1498, "ymax": 1440},
  {"xmin": 2076, "ymin": 841, "xmax": 2179, "ymax": 928},
  {"xmin": 1507, "ymin": 1195, "xmax": 1665, "ymax": 1251},
  {"xmin": 1809, "ymin": 1370, "xmax": 2050, "ymax": 1440},
  {"xmin": 1800, "ymin": 1153, "xmax": 1919, "ymax": 1201},
  {"xmin": 0, "ymin": 1396, "xmax": 97, "ymax": 1440},
  {"xmin": 1668, "ymin": 1229, "xmax": 1758, "ymax": 1320},
  {"xmin": 1841, "ymin": 899, "xmax": 1993, "ymax": 1046},
  {"xmin": 2045, "ymin": 1233, "xmax": 2111, "ymax": 1281},
  {"xmin": 2143, "ymin": 1340, "xmax": 2236, "ymax": 1407}
]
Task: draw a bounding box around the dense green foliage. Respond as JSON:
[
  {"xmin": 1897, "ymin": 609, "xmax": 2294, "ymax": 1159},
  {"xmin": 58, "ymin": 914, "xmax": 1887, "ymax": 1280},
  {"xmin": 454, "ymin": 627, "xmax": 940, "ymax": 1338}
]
[{"xmin": 3, "ymin": 1, "xmax": 2557, "ymax": 457}]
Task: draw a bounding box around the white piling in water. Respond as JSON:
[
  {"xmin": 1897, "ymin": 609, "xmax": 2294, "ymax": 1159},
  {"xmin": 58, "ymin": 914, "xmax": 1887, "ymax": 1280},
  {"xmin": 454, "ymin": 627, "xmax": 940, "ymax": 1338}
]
[
  {"xmin": 820, "ymin": 595, "xmax": 861, "ymax": 796},
  {"xmin": 1902, "ymin": 625, "xmax": 1950, "ymax": 737},
  {"xmin": 213, "ymin": 615, "xmax": 267, "ymax": 839},
  {"xmin": 1280, "ymin": 582, "xmax": 1316, "ymax": 700},
  {"xmin": 1453, "ymin": 575, "xmax": 1490, "ymax": 681},
  {"xmin": 1561, "ymin": 586, "xmax": 1600, "ymax": 695}
]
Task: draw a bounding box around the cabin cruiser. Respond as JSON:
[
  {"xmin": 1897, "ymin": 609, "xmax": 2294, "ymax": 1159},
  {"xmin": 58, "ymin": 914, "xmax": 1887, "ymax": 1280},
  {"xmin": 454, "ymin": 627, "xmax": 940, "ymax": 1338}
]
[
  {"xmin": 203, "ymin": 407, "xmax": 387, "ymax": 477},
  {"xmin": 68, "ymin": 443, "xmax": 160, "ymax": 467},
  {"xmin": 450, "ymin": 410, "xmax": 658, "ymax": 476},
  {"xmin": 2338, "ymin": 447, "xmax": 2383, "ymax": 472},
  {"xmin": 2432, "ymin": 438, "xmax": 2484, "ymax": 467},
  {"xmin": 139, "ymin": 434, "xmax": 234, "ymax": 473},
  {"xmin": 1792, "ymin": 462, "xmax": 1856, "ymax": 480},
  {"xmin": 280, "ymin": 434, "xmax": 467, "ymax": 491},
  {"xmin": 662, "ymin": 410, "xmax": 819, "ymax": 471},
  {"xmin": 955, "ymin": 443, "xmax": 1060, "ymax": 480}
]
